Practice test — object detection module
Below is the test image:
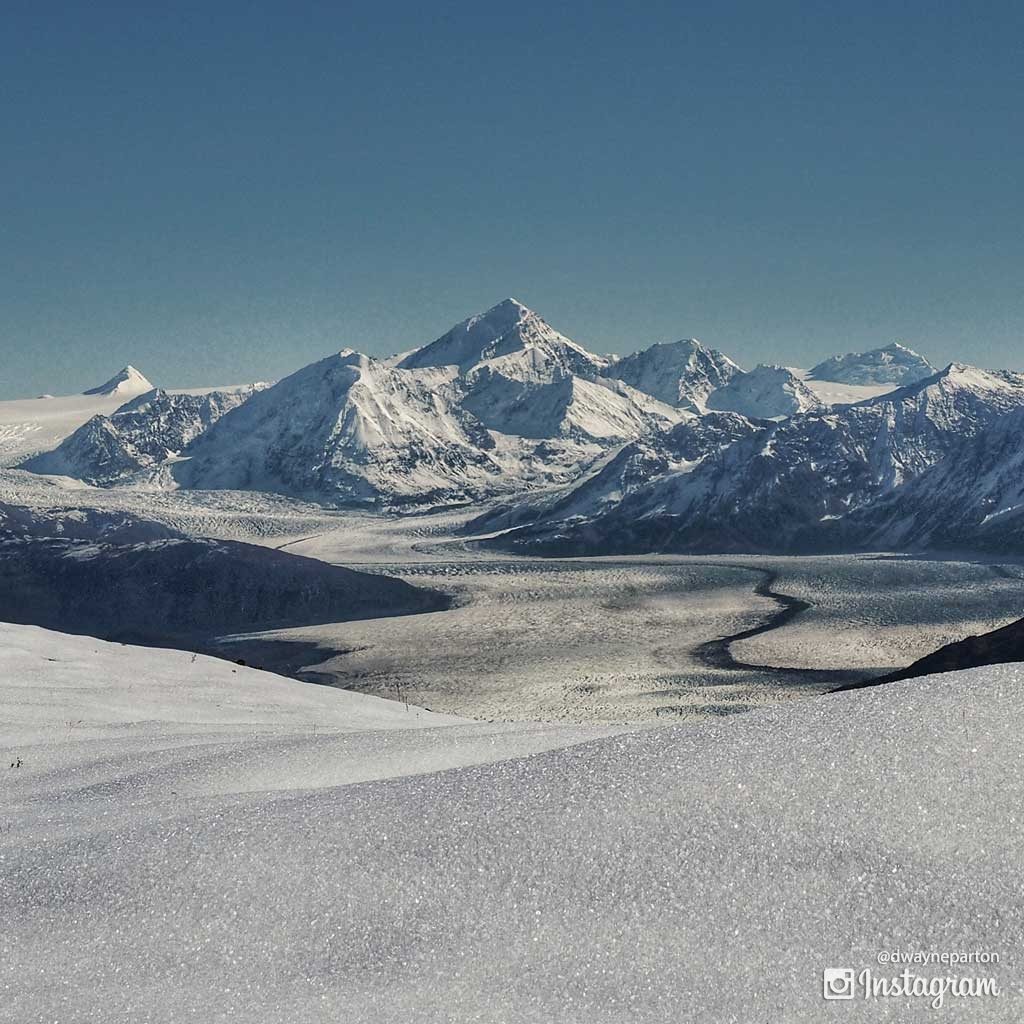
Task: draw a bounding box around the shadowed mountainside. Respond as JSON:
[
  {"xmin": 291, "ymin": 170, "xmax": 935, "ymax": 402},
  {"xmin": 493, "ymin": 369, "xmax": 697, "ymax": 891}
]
[{"xmin": 0, "ymin": 504, "xmax": 450, "ymax": 646}]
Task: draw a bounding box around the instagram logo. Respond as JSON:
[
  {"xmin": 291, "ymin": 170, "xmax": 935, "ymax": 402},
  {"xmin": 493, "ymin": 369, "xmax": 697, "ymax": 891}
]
[{"xmin": 823, "ymin": 968, "xmax": 856, "ymax": 1000}]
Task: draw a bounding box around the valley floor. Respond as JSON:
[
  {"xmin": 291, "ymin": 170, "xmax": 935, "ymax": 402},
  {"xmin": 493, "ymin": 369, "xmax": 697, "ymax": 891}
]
[
  {"xmin": 4, "ymin": 466, "xmax": 1024, "ymax": 722},
  {"xmin": 223, "ymin": 512, "xmax": 1024, "ymax": 722}
]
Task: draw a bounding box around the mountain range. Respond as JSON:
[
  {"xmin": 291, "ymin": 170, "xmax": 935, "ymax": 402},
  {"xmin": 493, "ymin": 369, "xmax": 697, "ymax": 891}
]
[{"xmin": 15, "ymin": 298, "xmax": 1024, "ymax": 553}]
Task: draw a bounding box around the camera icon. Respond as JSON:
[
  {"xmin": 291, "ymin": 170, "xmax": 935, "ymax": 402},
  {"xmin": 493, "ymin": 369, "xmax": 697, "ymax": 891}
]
[{"xmin": 822, "ymin": 967, "xmax": 856, "ymax": 1000}]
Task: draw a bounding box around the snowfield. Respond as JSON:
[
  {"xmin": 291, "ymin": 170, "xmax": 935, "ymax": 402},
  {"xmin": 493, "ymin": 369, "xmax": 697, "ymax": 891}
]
[{"xmin": 2, "ymin": 623, "xmax": 1021, "ymax": 1022}]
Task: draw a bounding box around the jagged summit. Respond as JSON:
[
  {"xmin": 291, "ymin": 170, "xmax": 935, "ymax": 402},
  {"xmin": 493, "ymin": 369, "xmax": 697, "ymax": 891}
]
[
  {"xmin": 83, "ymin": 365, "xmax": 154, "ymax": 397},
  {"xmin": 602, "ymin": 338, "xmax": 743, "ymax": 411},
  {"xmin": 397, "ymin": 299, "xmax": 607, "ymax": 377},
  {"xmin": 809, "ymin": 342, "xmax": 935, "ymax": 386},
  {"xmin": 851, "ymin": 361, "xmax": 1024, "ymax": 410},
  {"xmin": 22, "ymin": 385, "xmax": 259, "ymax": 485},
  {"xmin": 705, "ymin": 364, "xmax": 824, "ymax": 419}
]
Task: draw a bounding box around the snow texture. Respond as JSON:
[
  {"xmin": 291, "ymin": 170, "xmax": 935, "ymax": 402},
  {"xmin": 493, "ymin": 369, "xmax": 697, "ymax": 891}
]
[{"xmin": 2, "ymin": 623, "xmax": 1021, "ymax": 1022}]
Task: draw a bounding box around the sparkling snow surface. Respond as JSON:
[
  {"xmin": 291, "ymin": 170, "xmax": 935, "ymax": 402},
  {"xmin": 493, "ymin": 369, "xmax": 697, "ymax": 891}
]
[{"xmin": 2, "ymin": 624, "xmax": 1021, "ymax": 1022}]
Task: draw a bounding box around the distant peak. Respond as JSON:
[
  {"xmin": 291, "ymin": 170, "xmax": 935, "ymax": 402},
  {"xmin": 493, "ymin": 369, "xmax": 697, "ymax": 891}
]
[
  {"xmin": 83, "ymin": 365, "xmax": 154, "ymax": 396},
  {"xmin": 397, "ymin": 296, "xmax": 605, "ymax": 375},
  {"xmin": 651, "ymin": 338, "xmax": 702, "ymax": 351},
  {"xmin": 490, "ymin": 296, "xmax": 529, "ymax": 313},
  {"xmin": 476, "ymin": 297, "xmax": 536, "ymax": 324},
  {"xmin": 808, "ymin": 343, "xmax": 935, "ymax": 387}
]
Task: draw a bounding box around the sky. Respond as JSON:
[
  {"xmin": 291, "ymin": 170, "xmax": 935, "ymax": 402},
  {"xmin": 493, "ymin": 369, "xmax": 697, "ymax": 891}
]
[{"xmin": 1, "ymin": 0, "xmax": 1022, "ymax": 398}]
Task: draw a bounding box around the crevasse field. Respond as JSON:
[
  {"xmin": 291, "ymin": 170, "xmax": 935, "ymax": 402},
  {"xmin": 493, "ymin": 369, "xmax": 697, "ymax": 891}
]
[{"xmin": 234, "ymin": 517, "xmax": 1024, "ymax": 721}]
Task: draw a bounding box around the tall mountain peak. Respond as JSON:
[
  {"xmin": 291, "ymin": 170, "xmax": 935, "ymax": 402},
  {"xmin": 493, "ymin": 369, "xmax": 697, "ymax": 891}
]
[
  {"xmin": 602, "ymin": 338, "xmax": 743, "ymax": 411},
  {"xmin": 397, "ymin": 299, "xmax": 606, "ymax": 377}
]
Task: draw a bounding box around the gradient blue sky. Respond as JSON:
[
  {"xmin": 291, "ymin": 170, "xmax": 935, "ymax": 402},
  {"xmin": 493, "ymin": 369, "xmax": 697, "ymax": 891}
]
[{"xmin": 2, "ymin": 1, "xmax": 1022, "ymax": 398}]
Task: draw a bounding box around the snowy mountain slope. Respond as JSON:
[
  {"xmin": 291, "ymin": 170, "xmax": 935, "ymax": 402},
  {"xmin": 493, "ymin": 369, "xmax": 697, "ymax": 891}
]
[
  {"xmin": 82, "ymin": 364, "xmax": 154, "ymax": 396},
  {"xmin": 705, "ymin": 363, "xmax": 824, "ymax": 419},
  {"xmin": 0, "ymin": 370, "xmax": 262, "ymax": 467},
  {"xmin": 166, "ymin": 308, "xmax": 684, "ymax": 507},
  {"xmin": 0, "ymin": 621, "xmax": 465, "ymax": 741},
  {"xmin": 809, "ymin": 341, "xmax": 935, "ymax": 386},
  {"xmin": 849, "ymin": 403, "xmax": 1024, "ymax": 552},
  {"xmin": 470, "ymin": 411, "xmax": 759, "ymax": 536},
  {"xmin": 397, "ymin": 297, "xmax": 608, "ymax": 378},
  {"xmin": 601, "ymin": 338, "xmax": 743, "ymax": 410},
  {"xmin": 5, "ymin": 628, "xmax": 1022, "ymax": 1022},
  {"xmin": 491, "ymin": 362, "xmax": 1024, "ymax": 554},
  {"xmin": 0, "ymin": 378, "xmax": 155, "ymax": 466},
  {"xmin": 21, "ymin": 386, "xmax": 261, "ymax": 485},
  {"xmin": 175, "ymin": 350, "xmax": 506, "ymax": 506},
  {"xmin": 459, "ymin": 355, "xmax": 682, "ymax": 441}
]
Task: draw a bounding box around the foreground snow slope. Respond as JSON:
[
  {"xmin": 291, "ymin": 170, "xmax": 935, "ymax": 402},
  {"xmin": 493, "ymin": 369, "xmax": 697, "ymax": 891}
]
[{"xmin": 2, "ymin": 623, "xmax": 1021, "ymax": 1022}]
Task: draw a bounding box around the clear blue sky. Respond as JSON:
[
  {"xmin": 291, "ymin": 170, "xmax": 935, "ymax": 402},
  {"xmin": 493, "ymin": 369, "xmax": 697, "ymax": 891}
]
[{"xmin": 2, "ymin": 0, "xmax": 1022, "ymax": 398}]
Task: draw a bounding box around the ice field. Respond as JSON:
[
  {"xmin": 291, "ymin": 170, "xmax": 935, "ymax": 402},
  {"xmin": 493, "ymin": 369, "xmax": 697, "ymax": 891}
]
[{"xmin": 220, "ymin": 516, "xmax": 1024, "ymax": 721}]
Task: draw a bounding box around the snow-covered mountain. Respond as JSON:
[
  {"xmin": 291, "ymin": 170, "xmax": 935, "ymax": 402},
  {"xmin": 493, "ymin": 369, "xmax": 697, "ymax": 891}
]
[
  {"xmin": 82, "ymin": 364, "xmax": 154, "ymax": 397},
  {"xmin": 849, "ymin": 403, "xmax": 1024, "ymax": 552},
  {"xmin": 470, "ymin": 411, "xmax": 761, "ymax": 536},
  {"xmin": 458, "ymin": 353, "xmax": 680, "ymax": 441},
  {"xmin": 705, "ymin": 364, "xmax": 824, "ymax": 419},
  {"xmin": 175, "ymin": 337, "xmax": 682, "ymax": 508},
  {"xmin": 601, "ymin": 339, "xmax": 743, "ymax": 411},
  {"xmin": 397, "ymin": 298, "xmax": 607, "ymax": 378},
  {"xmin": 488, "ymin": 363, "xmax": 1024, "ymax": 554},
  {"xmin": 809, "ymin": 342, "xmax": 935, "ymax": 386},
  {"xmin": 176, "ymin": 350, "xmax": 505, "ymax": 505},
  {"xmin": 22, "ymin": 386, "xmax": 260, "ymax": 485},
  {"xmin": 15, "ymin": 302, "xmax": 1023, "ymax": 543}
]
